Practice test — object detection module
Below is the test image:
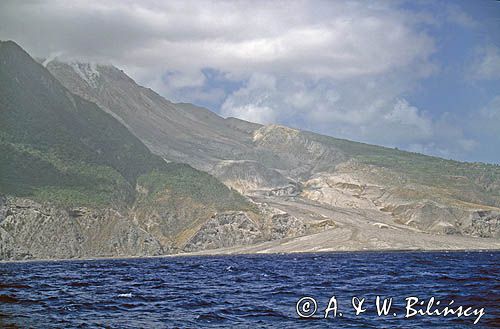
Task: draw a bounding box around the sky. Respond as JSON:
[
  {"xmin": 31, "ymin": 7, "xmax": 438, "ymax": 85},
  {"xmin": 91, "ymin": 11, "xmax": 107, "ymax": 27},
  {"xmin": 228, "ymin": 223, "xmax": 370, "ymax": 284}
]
[{"xmin": 1, "ymin": 0, "xmax": 499, "ymax": 164}]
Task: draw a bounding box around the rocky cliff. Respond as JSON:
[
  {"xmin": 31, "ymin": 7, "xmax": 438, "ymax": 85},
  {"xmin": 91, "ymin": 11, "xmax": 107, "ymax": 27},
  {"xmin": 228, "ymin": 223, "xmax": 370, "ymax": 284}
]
[{"xmin": 1, "ymin": 192, "xmax": 328, "ymax": 260}]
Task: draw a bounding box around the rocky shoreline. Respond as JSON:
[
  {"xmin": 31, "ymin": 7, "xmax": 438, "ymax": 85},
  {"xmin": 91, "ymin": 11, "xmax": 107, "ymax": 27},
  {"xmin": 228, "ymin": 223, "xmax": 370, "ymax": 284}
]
[{"xmin": 2, "ymin": 193, "xmax": 499, "ymax": 261}]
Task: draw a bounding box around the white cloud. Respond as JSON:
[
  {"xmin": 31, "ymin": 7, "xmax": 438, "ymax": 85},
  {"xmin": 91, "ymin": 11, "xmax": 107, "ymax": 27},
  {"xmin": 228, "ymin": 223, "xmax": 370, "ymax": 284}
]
[
  {"xmin": 221, "ymin": 72, "xmax": 435, "ymax": 147},
  {"xmin": 0, "ymin": 0, "xmax": 435, "ymax": 82},
  {"xmin": 223, "ymin": 104, "xmax": 277, "ymax": 125},
  {"xmin": 221, "ymin": 73, "xmax": 279, "ymax": 124},
  {"xmin": 162, "ymin": 70, "xmax": 206, "ymax": 89},
  {"xmin": 3, "ymin": 0, "xmax": 494, "ymax": 161}
]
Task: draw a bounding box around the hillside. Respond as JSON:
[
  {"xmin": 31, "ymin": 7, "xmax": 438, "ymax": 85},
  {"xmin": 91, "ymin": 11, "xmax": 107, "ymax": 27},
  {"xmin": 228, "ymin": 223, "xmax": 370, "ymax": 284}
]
[
  {"xmin": 45, "ymin": 58, "xmax": 500, "ymax": 199},
  {"xmin": 45, "ymin": 56, "xmax": 500, "ymax": 241},
  {"xmin": 0, "ymin": 41, "xmax": 256, "ymax": 260},
  {"xmin": 42, "ymin": 60, "xmax": 257, "ymax": 172}
]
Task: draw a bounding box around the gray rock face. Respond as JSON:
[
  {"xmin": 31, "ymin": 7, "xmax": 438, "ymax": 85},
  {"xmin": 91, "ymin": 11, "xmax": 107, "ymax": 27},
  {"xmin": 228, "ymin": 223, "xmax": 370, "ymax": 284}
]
[
  {"xmin": 467, "ymin": 210, "xmax": 500, "ymax": 238},
  {"xmin": 267, "ymin": 185, "xmax": 301, "ymax": 197},
  {"xmin": 387, "ymin": 201, "xmax": 480, "ymax": 235},
  {"xmin": 299, "ymin": 170, "xmax": 500, "ymax": 239},
  {"xmin": 183, "ymin": 209, "xmax": 311, "ymax": 252},
  {"xmin": 0, "ymin": 194, "xmax": 318, "ymax": 260},
  {"xmin": 388, "ymin": 200, "xmax": 500, "ymax": 238},
  {"xmin": 183, "ymin": 212, "xmax": 262, "ymax": 252},
  {"xmin": 0, "ymin": 196, "xmax": 164, "ymax": 260},
  {"xmin": 390, "ymin": 202, "xmax": 500, "ymax": 239},
  {"xmin": 0, "ymin": 195, "xmax": 7, "ymax": 223},
  {"xmin": 0, "ymin": 226, "xmax": 31, "ymax": 260},
  {"xmin": 252, "ymin": 125, "xmax": 345, "ymax": 178},
  {"xmin": 265, "ymin": 213, "xmax": 308, "ymax": 240}
]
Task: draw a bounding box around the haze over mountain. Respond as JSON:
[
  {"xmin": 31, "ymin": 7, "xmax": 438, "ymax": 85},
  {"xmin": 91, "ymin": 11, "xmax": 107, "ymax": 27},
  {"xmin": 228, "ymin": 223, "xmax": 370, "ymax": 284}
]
[{"xmin": 1, "ymin": 41, "xmax": 499, "ymax": 260}]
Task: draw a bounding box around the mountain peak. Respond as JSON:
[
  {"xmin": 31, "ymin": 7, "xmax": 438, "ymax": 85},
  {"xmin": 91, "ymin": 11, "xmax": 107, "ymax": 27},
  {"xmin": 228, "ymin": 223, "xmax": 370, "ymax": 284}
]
[
  {"xmin": 67, "ymin": 61, "xmax": 101, "ymax": 88},
  {"xmin": 44, "ymin": 59, "xmax": 137, "ymax": 90}
]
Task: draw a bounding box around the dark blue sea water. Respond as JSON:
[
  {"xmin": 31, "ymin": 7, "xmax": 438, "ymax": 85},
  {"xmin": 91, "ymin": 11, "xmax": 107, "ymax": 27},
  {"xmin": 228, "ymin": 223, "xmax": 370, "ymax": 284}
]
[{"xmin": 0, "ymin": 251, "xmax": 498, "ymax": 328}]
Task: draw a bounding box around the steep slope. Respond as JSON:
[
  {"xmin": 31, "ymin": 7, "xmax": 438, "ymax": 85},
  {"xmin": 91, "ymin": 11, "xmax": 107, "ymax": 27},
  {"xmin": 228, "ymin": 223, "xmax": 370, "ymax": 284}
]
[
  {"xmin": 46, "ymin": 57, "xmax": 500, "ymax": 241},
  {"xmin": 255, "ymin": 126, "xmax": 500, "ymax": 237},
  {"xmin": 44, "ymin": 60, "xmax": 258, "ymax": 172},
  {"xmin": 45, "ymin": 60, "xmax": 339, "ymax": 182},
  {"xmin": 0, "ymin": 41, "xmax": 259, "ymax": 260},
  {"xmin": 1, "ymin": 42, "xmax": 161, "ymax": 206}
]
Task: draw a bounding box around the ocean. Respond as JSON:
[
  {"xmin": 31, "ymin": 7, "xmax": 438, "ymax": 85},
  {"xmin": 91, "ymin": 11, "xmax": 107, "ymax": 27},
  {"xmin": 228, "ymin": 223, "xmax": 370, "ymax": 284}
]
[{"xmin": 1, "ymin": 251, "xmax": 498, "ymax": 328}]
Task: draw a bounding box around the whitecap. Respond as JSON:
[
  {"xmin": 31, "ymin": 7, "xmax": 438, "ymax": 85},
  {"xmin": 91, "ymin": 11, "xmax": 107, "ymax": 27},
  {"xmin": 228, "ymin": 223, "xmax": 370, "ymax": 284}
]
[{"xmin": 117, "ymin": 293, "xmax": 133, "ymax": 298}]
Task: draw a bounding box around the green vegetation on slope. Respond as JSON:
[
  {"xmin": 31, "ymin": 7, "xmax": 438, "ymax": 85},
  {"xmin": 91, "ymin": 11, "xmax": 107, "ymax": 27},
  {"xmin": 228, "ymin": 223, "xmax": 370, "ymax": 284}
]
[
  {"xmin": 305, "ymin": 131, "xmax": 500, "ymax": 207},
  {"xmin": 0, "ymin": 135, "xmax": 132, "ymax": 206},
  {"xmin": 137, "ymin": 165, "xmax": 255, "ymax": 212},
  {"xmin": 0, "ymin": 40, "xmax": 253, "ymax": 211}
]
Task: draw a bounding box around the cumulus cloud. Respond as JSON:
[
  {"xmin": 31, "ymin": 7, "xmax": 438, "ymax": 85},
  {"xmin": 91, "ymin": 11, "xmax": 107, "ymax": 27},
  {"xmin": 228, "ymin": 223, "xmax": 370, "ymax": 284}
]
[
  {"xmin": 222, "ymin": 70, "xmax": 438, "ymax": 149},
  {"xmin": 221, "ymin": 73, "xmax": 279, "ymax": 124}
]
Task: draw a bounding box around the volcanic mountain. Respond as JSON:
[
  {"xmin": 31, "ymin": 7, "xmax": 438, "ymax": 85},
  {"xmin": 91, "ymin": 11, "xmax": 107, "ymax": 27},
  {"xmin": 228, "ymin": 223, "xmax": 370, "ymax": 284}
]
[{"xmin": 0, "ymin": 40, "xmax": 499, "ymax": 260}]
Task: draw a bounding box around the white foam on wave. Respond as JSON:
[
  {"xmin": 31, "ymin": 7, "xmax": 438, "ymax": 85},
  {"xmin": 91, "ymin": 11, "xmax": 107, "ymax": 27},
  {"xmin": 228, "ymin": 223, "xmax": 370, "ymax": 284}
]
[{"xmin": 117, "ymin": 293, "xmax": 133, "ymax": 298}]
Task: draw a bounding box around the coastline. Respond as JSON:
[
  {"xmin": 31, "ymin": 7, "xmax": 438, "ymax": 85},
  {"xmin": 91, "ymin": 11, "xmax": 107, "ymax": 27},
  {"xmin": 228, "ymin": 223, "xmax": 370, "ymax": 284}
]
[{"xmin": 2, "ymin": 246, "xmax": 499, "ymax": 264}]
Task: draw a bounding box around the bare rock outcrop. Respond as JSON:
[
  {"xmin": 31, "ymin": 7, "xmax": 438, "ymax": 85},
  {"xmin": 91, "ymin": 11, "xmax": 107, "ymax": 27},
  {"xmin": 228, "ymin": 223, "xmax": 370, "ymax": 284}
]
[
  {"xmin": 0, "ymin": 196, "xmax": 164, "ymax": 260},
  {"xmin": 386, "ymin": 201, "xmax": 500, "ymax": 238},
  {"xmin": 300, "ymin": 171, "xmax": 500, "ymax": 238},
  {"xmin": 183, "ymin": 212, "xmax": 262, "ymax": 252},
  {"xmin": 1, "ymin": 195, "xmax": 323, "ymax": 260},
  {"xmin": 467, "ymin": 210, "xmax": 500, "ymax": 238},
  {"xmin": 302, "ymin": 173, "xmax": 381, "ymax": 209},
  {"xmin": 213, "ymin": 160, "xmax": 291, "ymax": 193},
  {"xmin": 266, "ymin": 184, "xmax": 301, "ymax": 197},
  {"xmin": 252, "ymin": 125, "xmax": 345, "ymax": 178},
  {"xmin": 182, "ymin": 203, "xmax": 325, "ymax": 252}
]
